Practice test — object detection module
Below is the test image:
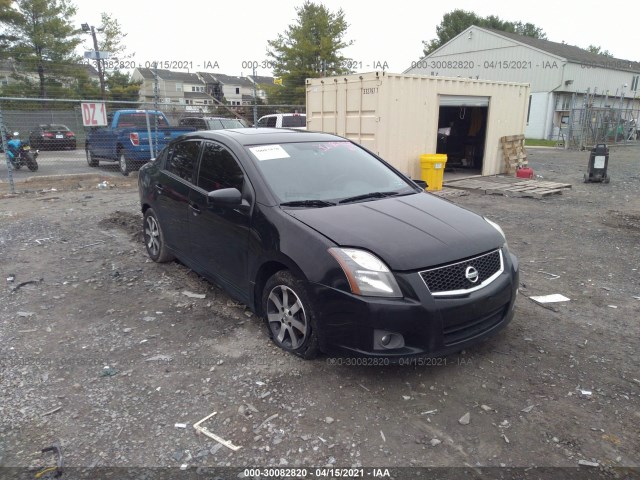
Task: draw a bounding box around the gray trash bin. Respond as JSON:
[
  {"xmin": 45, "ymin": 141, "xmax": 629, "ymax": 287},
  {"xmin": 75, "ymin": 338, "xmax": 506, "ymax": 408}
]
[{"xmin": 584, "ymin": 144, "xmax": 610, "ymax": 183}]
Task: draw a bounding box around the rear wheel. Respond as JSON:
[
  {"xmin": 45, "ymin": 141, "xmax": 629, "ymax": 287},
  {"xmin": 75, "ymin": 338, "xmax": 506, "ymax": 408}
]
[
  {"xmin": 143, "ymin": 208, "xmax": 174, "ymax": 263},
  {"xmin": 119, "ymin": 152, "xmax": 130, "ymax": 176},
  {"xmin": 86, "ymin": 145, "xmax": 99, "ymax": 167},
  {"xmin": 262, "ymin": 271, "xmax": 319, "ymax": 359},
  {"xmin": 25, "ymin": 151, "xmax": 38, "ymax": 171}
]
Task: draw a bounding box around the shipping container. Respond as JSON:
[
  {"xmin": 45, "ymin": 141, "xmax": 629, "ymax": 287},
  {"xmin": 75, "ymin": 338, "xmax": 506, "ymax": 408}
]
[{"xmin": 306, "ymin": 71, "xmax": 530, "ymax": 178}]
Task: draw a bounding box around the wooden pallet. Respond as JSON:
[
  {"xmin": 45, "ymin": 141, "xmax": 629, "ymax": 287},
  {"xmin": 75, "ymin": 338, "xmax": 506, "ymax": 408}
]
[
  {"xmin": 500, "ymin": 134, "xmax": 528, "ymax": 174},
  {"xmin": 445, "ymin": 176, "xmax": 572, "ymax": 199}
]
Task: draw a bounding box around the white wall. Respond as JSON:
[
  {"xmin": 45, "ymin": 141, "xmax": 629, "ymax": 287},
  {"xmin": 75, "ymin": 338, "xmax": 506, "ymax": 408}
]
[{"xmin": 525, "ymin": 92, "xmax": 553, "ymax": 139}]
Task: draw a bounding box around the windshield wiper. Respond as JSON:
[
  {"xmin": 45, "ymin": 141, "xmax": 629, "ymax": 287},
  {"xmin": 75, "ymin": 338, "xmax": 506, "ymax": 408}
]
[
  {"xmin": 338, "ymin": 191, "xmax": 400, "ymax": 204},
  {"xmin": 280, "ymin": 199, "xmax": 336, "ymax": 208}
]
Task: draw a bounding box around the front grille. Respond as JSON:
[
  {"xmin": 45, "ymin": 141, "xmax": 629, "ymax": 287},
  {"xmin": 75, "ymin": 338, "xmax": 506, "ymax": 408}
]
[
  {"xmin": 443, "ymin": 305, "xmax": 507, "ymax": 345},
  {"xmin": 420, "ymin": 249, "xmax": 503, "ymax": 296}
]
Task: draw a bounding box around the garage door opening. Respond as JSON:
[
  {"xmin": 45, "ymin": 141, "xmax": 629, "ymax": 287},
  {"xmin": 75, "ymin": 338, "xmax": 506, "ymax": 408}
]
[{"xmin": 437, "ymin": 96, "xmax": 489, "ymax": 176}]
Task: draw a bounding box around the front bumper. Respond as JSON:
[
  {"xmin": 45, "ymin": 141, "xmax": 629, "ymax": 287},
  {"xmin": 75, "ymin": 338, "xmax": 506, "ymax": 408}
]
[{"xmin": 310, "ymin": 249, "xmax": 519, "ymax": 358}]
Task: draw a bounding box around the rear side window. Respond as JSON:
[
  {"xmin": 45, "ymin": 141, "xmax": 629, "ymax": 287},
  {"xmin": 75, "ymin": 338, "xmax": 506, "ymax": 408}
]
[
  {"xmin": 118, "ymin": 113, "xmax": 169, "ymax": 128},
  {"xmin": 282, "ymin": 115, "xmax": 306, "ymax": 128},
  {"xmin": 166, "ymin": 140, "xmax": 201, "ymax": 182},
  {"xmin": 197, "ymin": 142, "xmax": 244, "ymax": 192}
]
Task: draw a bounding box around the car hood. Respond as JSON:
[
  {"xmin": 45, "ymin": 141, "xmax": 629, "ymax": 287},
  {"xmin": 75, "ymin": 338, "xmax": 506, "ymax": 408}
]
[{"xmin": 284, "ymin": 193, "xmax": 504, "ymax": 271}]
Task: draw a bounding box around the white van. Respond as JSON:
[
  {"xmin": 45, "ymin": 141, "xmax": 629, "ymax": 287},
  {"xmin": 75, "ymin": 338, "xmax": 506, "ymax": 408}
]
[{"xmin": 256, "ymin": 113, "xmax": 307, "ymax": 130}]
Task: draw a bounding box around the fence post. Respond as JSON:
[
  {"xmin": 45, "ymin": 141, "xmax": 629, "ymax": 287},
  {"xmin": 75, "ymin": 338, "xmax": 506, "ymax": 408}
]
[{"xmin": 0, "ymin": 103, "xmax": 16, "ymax": 194}]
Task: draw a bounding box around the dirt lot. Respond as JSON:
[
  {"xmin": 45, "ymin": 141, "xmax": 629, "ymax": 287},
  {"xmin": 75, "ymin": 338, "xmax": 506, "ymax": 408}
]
[{"xmin": 1, "ymin": 146, "xmax": 639, "ymax": 479}]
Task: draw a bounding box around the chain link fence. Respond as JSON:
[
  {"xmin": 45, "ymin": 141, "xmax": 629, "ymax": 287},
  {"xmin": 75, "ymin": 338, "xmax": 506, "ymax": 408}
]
[
  {"xmin": 559, "ymin": 106, "xmax": 639, "ymax": 150},
  {"xmin": 1, "ymin": 97, "xmax": 304, "ymax": 194}
]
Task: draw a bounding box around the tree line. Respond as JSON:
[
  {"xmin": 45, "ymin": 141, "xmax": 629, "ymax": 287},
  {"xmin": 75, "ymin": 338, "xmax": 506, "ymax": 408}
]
[
  {"xmin": 0, "ymin": 0, "xmax": 139, "ymax": 103},
  {"xmin": 1, "ymin": 1, "xmax": 613, "ymax": 105}
]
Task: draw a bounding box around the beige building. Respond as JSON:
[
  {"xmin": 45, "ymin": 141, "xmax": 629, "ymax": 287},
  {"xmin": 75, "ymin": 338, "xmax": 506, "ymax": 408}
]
[{"xmin": 306, "ymin": 71, "xmax": 530, "ymax": 178}]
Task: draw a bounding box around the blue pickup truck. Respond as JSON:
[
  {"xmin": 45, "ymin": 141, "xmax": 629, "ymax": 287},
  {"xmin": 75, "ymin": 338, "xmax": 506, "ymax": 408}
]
[{"xmin": 85, "ymin": 110, "xmax": 194, "ymax": 176}]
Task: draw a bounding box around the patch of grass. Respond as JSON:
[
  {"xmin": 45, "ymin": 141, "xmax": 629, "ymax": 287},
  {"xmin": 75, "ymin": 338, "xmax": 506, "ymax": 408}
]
[{"xmin": 525, "ymin": 138, "xmax": 557, "ymax": 147}]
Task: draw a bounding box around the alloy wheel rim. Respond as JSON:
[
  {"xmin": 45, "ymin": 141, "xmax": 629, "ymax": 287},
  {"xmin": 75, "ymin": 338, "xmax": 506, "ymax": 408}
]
[
  {"xmin": 145, "ymin": 215, "xmax": 160, "ymax": 256},
  {"xmin": 267, "ymin": 285, "xmax": 307, "ymax": 349}
]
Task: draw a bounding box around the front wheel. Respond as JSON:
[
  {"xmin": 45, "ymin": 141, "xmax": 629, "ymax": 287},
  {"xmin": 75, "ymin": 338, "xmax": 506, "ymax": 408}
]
[
  {"xmin": 119, "ymin": 152, "xmax": 130, "ymax": 176},
  {"xmin": 143, "ymin": 208, "xmax": 174, "ymax": 263},
  {"xmin": 86, "ymin": 145, "xmax": 98, "ymax": 167},
  {"xmin": 25, "ymin": 152, "xmax": 38, "ymax": 171},
  {"xmin": 262, "ymin": 271, "xmax": 319, "ymax": 359}
]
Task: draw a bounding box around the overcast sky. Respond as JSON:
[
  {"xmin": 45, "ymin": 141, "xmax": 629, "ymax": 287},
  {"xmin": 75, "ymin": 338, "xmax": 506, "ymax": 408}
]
[{"xmin": 71, "ymin": 0, "xmax": 637, "ymax": 77}]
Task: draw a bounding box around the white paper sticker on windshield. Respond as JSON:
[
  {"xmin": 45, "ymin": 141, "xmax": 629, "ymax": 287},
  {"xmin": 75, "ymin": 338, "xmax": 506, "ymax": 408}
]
[{"xmin": 249, "ymin": 145, "xmax": 290, "ymax": 161}]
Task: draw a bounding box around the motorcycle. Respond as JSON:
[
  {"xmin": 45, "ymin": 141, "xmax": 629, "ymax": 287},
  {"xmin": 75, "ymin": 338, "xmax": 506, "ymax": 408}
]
[{"xmin": 4, "ymin": 132, "xmax": 39, "ymax": 171}]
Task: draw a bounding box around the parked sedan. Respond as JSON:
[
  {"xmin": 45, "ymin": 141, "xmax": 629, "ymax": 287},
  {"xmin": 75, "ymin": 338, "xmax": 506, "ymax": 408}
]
[
  {"xmin": 29, "ymin": 124, "xmax": 76, "ymax": 150},
  {"xmin": 138, "ymin": 129, "xmax": 519, "ymax": 359}
]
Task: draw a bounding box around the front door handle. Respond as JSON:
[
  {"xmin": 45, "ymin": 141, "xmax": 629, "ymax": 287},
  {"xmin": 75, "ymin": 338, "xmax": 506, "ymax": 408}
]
[
  {"xmin": 189, "ymin": 203, "xmax": 201, "ymax": 215},
  {"xmin": 154, "ymin": 183, "xmax": 164, "ymax": 194}
]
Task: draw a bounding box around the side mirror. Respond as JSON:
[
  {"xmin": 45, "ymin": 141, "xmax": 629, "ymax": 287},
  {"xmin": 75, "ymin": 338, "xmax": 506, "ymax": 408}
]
[
  {"xmin": 412, "ymin": 179, "xmax": 427, "ymax": 190},
  {"xmin": 207, "ymin": 188, "xmax": 250, "ymax": 210}
]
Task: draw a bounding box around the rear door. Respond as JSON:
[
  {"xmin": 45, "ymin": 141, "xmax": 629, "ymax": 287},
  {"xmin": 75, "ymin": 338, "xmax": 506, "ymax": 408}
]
[
  {"xmin": 155, "ymin": 139, "xmax": 202, "ymax": 253},
  {"xmin": 188, "ymin": 140, "xmax": 251, "ymax": 300}
]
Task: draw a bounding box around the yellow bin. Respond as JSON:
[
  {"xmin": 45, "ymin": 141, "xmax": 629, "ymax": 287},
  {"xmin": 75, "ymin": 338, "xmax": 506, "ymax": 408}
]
[{"xmin": 420, "ymin": 154, "xmax": 448, "ymax": 191}]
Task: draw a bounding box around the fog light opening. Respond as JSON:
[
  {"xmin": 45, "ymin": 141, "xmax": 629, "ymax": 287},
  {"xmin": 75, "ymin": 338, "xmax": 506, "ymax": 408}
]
[{"xmin": 374, "ymin": 330, "xmax": 405, "ymax": 350}]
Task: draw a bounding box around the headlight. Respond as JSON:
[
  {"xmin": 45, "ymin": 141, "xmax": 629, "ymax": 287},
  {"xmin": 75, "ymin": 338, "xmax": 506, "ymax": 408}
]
[
  {"xmin": 328, "ymin": 248, "xmax": 402, "ymax": 298},
  {"xmin": 484, "ymin": 217, "xmax": 509, "ymax": 250}
]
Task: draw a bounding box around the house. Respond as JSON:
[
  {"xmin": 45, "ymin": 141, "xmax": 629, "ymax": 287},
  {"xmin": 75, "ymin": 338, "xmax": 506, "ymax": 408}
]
[
  {"xmin": 247, "ymin": 75, "xmax": 275, "ymax": 100},
  {"xmin": 131, "ymin": 68, "xmax": 214, "ymax": 106},
  {"xmin": 0, "ymin": 57, "xmax": 100, "ymax": 89},
  {"xmin": 197, "ymin": 73, "xmax": 256, "ymax": 106},
  {"xmin": 0, "ymin": 58, "xmax": 19, "ymax": 87},
  {"xmin": 405, "ymin": 26, "xmax": 640, "ymax": 141}
]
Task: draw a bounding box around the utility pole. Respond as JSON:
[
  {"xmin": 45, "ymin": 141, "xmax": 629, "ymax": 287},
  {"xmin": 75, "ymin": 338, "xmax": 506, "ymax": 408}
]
[
  {"xmin": 82, "ymin": 23, "xmax": 106, "ymax": 100},
  {"xmin": 252, "ymin": 64, "xmax": 258, "ymax": 127}
]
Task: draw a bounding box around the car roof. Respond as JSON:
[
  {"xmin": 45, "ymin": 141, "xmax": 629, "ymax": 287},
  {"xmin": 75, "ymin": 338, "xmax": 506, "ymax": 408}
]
[{"xmin": 176, "ymin": 128, "xmax": 344, "ymax": 146}]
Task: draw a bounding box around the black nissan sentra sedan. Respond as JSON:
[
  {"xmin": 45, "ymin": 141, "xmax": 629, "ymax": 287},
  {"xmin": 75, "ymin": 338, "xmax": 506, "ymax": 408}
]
[{"xmin": 138, "ymin": 128, "xmax": 519, "ymax": 359}]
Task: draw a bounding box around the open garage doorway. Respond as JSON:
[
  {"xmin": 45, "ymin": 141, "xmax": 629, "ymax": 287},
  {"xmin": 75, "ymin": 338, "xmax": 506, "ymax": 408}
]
[{"xmin": 437, "ymin": 96, "xmax": 489, "ymax": 178}]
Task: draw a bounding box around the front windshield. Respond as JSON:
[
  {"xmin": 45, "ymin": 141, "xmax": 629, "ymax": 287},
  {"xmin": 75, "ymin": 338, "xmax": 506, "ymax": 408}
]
[{"xmin": 246, "ymin": 141, "xmax": 416, "ymax": 203}]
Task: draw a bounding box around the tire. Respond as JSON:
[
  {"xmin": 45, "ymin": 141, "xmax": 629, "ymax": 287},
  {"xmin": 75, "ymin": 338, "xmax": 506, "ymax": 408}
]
[
  {"xmin": 604, "ymin": 175, "xmax": 610, "ymax": 184},
  {"xmin": 25, "ymin": 152, "xmax": 38, "ymax": 171},
  {"xmin": 143, "ymin": 208, "xmax": 174, "ymax": 263},
  {"xmin": 119, "ymin": 152, "xmax": 130, "ymax": 176},
  {"xmin": 262, "ymin": 270, "xmax": 319, "ymax": 359},
  {"xmin": 86, "ymin": 145, "xmax": 99, "ymax": 167}
]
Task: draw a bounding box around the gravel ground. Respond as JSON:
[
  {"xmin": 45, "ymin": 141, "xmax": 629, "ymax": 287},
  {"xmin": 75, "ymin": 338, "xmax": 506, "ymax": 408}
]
[{"xmin": 0, "ymin": 146, "xmax": 638, "ymax": 479}]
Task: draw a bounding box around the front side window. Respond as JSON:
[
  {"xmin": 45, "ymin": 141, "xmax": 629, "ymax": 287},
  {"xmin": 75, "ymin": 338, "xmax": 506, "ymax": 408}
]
[
  {"xmin": 197, "ymin": 142, "xmax": 244, "ymax": 192},
  {"xmin": 166, "ymin": 140, "xmax": 201, "ymax": 182},
  {"xmin": 258, "ymin": 116, "xmax": 277, "ymax": 127}
]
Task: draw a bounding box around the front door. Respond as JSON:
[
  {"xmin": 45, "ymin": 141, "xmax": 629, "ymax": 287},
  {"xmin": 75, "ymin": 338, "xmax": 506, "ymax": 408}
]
[{"xmin": 188, "ymin": 141, "xmax": 251, "ymax": 301}]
